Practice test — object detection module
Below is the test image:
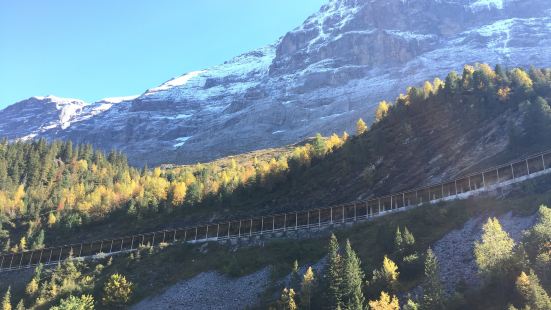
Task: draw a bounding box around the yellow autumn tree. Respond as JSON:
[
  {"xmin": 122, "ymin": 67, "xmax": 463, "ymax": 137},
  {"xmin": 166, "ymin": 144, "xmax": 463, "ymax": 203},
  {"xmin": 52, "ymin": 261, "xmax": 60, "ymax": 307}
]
[
  {"xmin": 48, "ymin": 213, "xmax": 57, "ymax": 227},
  {"xmin": 368, "ymin": 291, "xmax": 399, "ymax": 310},
  {"xmin": 375, "ymin": 101, "xmax": 390, "ymax": 122},
  {"xmin": 423, "ymin": 81, "xmax": 434, "ymax": 97},
  {"xmin": 356, "ymin": 118, "xmax": 367, "ymax": 135},
  {"xmin": 170, "ymin": 182, "xmax": 187, "ymax": 206},
  {"xmin": 102, "ymin": 274, "xmax": 133, "ymax": 307}
]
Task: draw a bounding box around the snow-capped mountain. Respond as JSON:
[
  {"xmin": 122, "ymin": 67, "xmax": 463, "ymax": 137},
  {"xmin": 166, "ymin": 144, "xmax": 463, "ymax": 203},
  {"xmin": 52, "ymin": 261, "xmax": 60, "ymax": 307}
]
[{"xmin": 2, "ymin": 0, "xmax": 551, "ymax": 165}]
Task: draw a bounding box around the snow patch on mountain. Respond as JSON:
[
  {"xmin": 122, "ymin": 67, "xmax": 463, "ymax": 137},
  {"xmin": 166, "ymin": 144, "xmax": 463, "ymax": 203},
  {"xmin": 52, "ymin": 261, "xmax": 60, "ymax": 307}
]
[
  {"xmin": 386, "ymin": 30, "xmax": 437, "ymax": 41},
  {"xmin": 301, "ymin": 0, "xmax": 363, "ymax": 52},
  {"xmin": 141, "ymin": 45, "xmax": 275, "ymax": 103},
  {"xmin": 174, "ymin": 136, "xmax": 191, "ymax": 148},
  {"xmin": 98, "ymin": 95, "xmax": 139, "ymax": 104},
  {"xmin": 468, "ymin": 0, "xmax": 504, "ymax": 11}
]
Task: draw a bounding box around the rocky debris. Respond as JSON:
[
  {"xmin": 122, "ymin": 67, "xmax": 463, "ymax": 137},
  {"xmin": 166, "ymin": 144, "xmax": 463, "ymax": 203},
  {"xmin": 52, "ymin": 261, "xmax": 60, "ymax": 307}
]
[
  {"xmin": 432, "ymin": 211, "xmax": 536, "ymax": 294},
  {"xmin": 2, "ymin": 0, "xmax": 551, "ymax": 165},
  {"xmin": 131, "ymin": 267, "xmax": 271, "ymax": 310}
]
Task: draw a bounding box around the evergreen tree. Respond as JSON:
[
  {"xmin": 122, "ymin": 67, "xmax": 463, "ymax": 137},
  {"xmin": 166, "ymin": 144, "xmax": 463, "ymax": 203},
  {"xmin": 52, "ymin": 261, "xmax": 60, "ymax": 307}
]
[
  {"xmin": 290, "ymin": 260, "xmax": 300, "ymax": 291},
  {"xmin": 2, "ymin": 287, "xmax": 11, "ymax": 310},
  {"xmin": 326, "ymin": 233, "xmax": 343, "ymax": 309},
  {"xmin": 394, "ymin": 227, "xmax": 403, "ymax": 254},
  {"xmin": 341, "ymin": 240, "xmax": 365, "ymax": 310},
  {"xmin": 313, "ymin": 134, "xmax": 327, "ymax": 158},
  {"xmin": 444, "ymin": 71, "xmax": 460, "ymax": 94},
  {"xmin": 356, "ymin": 118, "xmax": 367, "ymax": 136},
  {"xmin": 474, "ymin": 217, "xmax": 515, "ymax": 280},
  {"xmin": 301, "ymin": 267, "xmax": 315, "ymax": 310},
  {"xmin": 31, "ymin": 229, "xmax": 45, "ymax": 250},
  {"xmin": 403, "ymin": 227, "xmax": 415, "ymax": 250},
  {"xmin": 422, "ymin": 248, "xmax": 444, "ymax": 310}
]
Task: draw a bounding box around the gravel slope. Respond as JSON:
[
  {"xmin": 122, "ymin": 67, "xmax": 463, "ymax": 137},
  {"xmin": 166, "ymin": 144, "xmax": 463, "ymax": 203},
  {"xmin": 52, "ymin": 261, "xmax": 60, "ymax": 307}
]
[
  {"xmin": 433, "ymin": 211, "xmax": 536, "ymax": 293},
  {"xmin": 131, "ymin": 268, "xmax": 270, "ymax": 310}
]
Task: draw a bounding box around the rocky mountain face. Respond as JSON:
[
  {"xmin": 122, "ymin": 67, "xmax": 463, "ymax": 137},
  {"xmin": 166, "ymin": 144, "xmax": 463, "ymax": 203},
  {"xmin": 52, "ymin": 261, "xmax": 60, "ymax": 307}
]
[{"xmin": 2, "ymin": 0, "xmax": 551, "ymax": 166}]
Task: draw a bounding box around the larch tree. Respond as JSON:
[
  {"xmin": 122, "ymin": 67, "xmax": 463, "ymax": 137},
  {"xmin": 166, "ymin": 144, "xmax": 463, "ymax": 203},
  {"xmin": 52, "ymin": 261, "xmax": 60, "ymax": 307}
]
[
  {"xmin": 341, "ymin": 239, "xmax": 365, "ymax": 310},
  {"xmin": 278, "ymin": 288, "xmax": 297, "ymax": 310},
  {"xmin": 170, "ymin": 181, "xmax": 187, "ymax": 206},
  {"xmin": 375, "ymin": 101, "xmax": 390, "ymax": 122},
  {"xmin": 368, "ymin": 291, "xmax": 399, "ymax": 310},
  {"xmin": 2, "ymin": 287, "xmax": 11, "ymax": 310},
  {"xmin": 356, "ymin": 118, "xmax": 367, "ymax": 136},
  {"xmin": 14, "ymin": 301, "xmax": 23, "ymax": 310},
  {"xmin": 301, "ymin": 267, "xmax": 315, "ymax": 310},
  {"xmin": 382, "ymin": 256, "xmax": 399, "ymax": 290},
  {"xmin": 423, "ymin": 81, "xmax": 434, "ymax": 97},
  {"xmin": 515, "ymin": 271, "xmax": 551, "ymax": 310},
  {"xmin": 102, "ymin": 273, "xmax": 133, "ymax": 307},
  {"xmin": 51, "ymin": 295, "xmax": 95, "ymax": 310},
  {"xmin": 422, "ymin": 248, "xmax": 444, "ymax": 310},
  {"xmin": 474, "ymin": 217, "xmax": 515, "ymax": 279}
]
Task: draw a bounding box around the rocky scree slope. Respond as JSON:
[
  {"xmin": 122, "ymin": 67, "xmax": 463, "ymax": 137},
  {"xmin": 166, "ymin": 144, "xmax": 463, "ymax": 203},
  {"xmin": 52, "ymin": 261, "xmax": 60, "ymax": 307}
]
[{"xmin": 2, "ymin": 0, "xmax": 551, "ymax": 165}]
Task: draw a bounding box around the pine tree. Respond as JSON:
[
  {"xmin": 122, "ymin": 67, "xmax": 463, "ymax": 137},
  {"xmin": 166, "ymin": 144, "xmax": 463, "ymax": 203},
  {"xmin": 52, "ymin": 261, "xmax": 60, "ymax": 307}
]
[
  {"xmin": 394, "ymin": 227, "xmax": 403, "ymax": 254},
  {"xmin": 290, "ymin": 260, "xmax": 300, "ymax": 291},
  {"xmin": 327, "ymin": 233, "xmax": 343, "ymax": 309},
  {"xmin": 474, "ymin": 217, "xmax": 515, "ymax": 279},
  {"xmin": 356, "ymin": 118, "xmax": 367, "ymax": 136},
  {"xmin": 31, "ymin": 229, "xmax": 45, "ymax": 250},
  {"xmin": 2, "ymin": 287, "xmax": 11, "ymax": 310},
  {"xmin": 313, "ymin": 133, "xmax": 327, "ymax": 158},
  {"xmin": 368, "ymin": 291, "xmax": 399, "ymax": 310},
  {"xmin": 422, "ymin": 248, "xmax": 444, "ymax": 310},
  {"xmin": 403, "ymin": 227, "xmax": 415, "ymax": 249},
  {"xmin": 341, "ymin": 239, "xmax": 365, "ymax": 310},
  {"xmin": 301, "ymin": 267, "xmax": 315, "ymax": 310}
]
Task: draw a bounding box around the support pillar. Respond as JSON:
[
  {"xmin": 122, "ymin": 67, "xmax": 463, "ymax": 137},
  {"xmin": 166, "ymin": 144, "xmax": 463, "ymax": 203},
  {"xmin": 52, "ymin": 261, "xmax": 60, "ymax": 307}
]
[{"xmin": 260, "ymin": 217, "xmax": 264, "ymax": 235}]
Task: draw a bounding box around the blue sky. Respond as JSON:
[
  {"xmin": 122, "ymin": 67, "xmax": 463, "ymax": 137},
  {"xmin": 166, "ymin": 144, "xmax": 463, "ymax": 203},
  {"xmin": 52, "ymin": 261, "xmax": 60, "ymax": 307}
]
[{"xmin": 0, "ymin": 0, "xmax": 326, "ymax": 107}]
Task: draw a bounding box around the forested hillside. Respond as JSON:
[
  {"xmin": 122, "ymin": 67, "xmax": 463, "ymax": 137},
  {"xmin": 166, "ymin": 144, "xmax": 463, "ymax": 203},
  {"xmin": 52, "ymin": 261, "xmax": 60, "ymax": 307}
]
[{"xmin": 1, "ymin": 64, "xmax": 551, "ymax": 253}]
